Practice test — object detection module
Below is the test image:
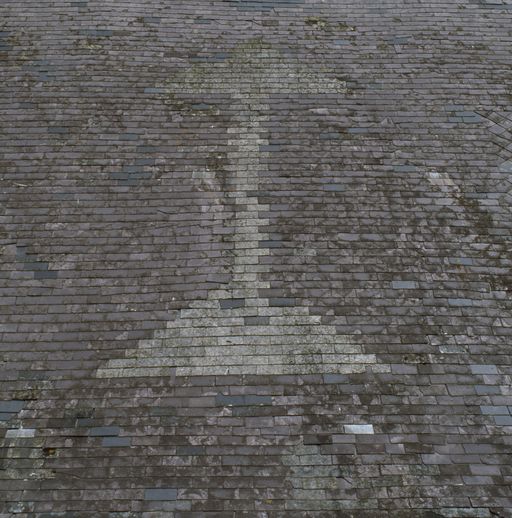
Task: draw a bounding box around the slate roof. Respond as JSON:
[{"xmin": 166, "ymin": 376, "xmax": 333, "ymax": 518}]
[{"xmin": 1, "ymin": 0, "xmax": 512, "ymax": 516}]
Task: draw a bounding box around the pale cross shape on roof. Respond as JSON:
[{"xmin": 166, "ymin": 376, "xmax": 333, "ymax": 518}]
[{"xmin": 97, "ymin": 41, "xmax": 387, "ymax": 378}]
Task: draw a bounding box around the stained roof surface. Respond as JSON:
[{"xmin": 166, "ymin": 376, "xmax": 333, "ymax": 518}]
[{"xmin": 1, "ymin": 0, "xmax": 512, "ymax": 516}]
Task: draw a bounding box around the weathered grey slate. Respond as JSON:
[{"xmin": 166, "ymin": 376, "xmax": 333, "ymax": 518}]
[{"xmin": 1, "ymin": 0, "xmax": 511, "ymax": 516}]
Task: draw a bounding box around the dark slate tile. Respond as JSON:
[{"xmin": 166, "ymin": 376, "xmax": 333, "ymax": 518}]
[
  {"xmin": 144, "ymin": 488, "xmax": 178, "ymax": 501},
  {"xmin": 102, "ymin": 437, "xmax": 131, "ymax": 447},
  {"xmin": 0, "ymin": 400, "xmax": 25, "ymax": 412},
  {"xmin": 219, "ymin": 299, "xmax": 245, "ymax": 309},
  {"xmin": 88, "ymin": 426, "xmax": 120, "ymax": 436},
  {"xmin": 268, "ymin": 298, "xmax": 295, "ymax": 307}
]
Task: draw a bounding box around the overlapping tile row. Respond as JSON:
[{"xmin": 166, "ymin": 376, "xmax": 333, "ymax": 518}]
[{"xmin": 1, "ymin": 0, "xmax": 511, "ymax": 516}]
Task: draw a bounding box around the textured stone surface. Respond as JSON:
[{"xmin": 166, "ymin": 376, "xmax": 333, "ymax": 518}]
[{"xmin": 1, "ymin": 0, "xmax": 512, "ymax": 515}]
